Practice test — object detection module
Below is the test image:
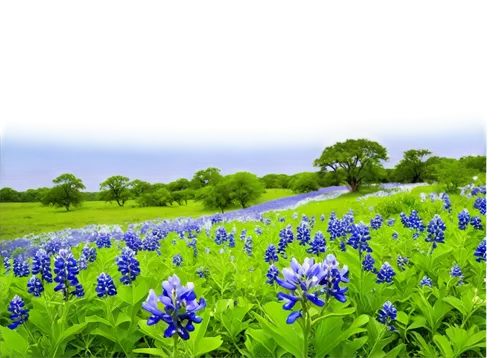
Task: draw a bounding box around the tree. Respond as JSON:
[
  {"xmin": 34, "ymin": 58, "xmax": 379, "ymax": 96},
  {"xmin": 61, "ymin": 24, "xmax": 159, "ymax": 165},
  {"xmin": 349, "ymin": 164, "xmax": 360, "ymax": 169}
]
[
  {"xmin": 130, "ymin": 180, "xmax": 152, "ymax": 198},
  {"xmin": 167, "ymin": 178, "xmax": 190, "ymax": 192},
  {"xmin": 0, "ymin": 187, "xmax": 20, "ymax": 202},
  {"xmin": 313, "ymin": 139, "xmax": 389, "ymax": 192},
  {"xmin": 437, "ymin": 161, "xmax": 475, "ymax": 193},
  {"xmin": 393, "ymin": 149, "xmax": 433, "ymax": 183},
  {"xmin": 196, "ymin": 180, "xmax": 233, "ymax": 213},
  {"xmin": 460, "ymin": 155, "xmax": 486, "ymax": 173},
  {"xmin": 261, "ymin": 174, "xmax": 292, "ymax": 189},
  {"xmin": 99, "ymin": 176, "xmax": 131, "ymax": 206},
  {"xmin": 226, "ymin": 172, "xmax": 265, "ymax": 208},
  {"xmin": 41, "ymin": 174, "xmax": 86, "ymax": 211},
  {"xmin": 291, "ymin": 173, "xmax": 320, "ymax": 193},
  {"xmin": 191, "ymin": 167, "xmax": 222, "ymax": 189}
]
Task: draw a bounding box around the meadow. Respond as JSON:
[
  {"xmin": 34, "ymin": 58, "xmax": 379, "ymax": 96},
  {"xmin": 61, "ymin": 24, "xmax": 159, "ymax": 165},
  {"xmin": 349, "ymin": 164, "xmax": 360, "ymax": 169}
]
[
  {"xmin": 0, "ymin": 189, "xmax": 295, "ymax": 240},
  {"xmin": 0, "ymin": 183, "xmax": 486, "ymax": 358}
]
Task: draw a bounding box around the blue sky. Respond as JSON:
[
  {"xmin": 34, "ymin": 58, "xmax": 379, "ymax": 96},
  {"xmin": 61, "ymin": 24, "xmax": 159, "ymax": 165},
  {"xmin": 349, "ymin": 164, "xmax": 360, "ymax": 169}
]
[{"xmin": 0, "ymin": 116, "xmax": 488, "ymax": 191}]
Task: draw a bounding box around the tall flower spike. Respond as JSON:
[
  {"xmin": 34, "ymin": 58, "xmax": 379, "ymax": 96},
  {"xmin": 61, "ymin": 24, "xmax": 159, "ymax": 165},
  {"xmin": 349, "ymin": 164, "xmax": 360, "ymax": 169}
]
[
  {"xmin": 420, "ymin": 276, "xmax": 433, "ymax": 287},
  {"xmin": 378, "ymin": 301, "xmax": 397, "ymax": 331},
  {"xmin": 142, "ymin": 275, "xmax": 206, "ymax": 340},
  {"xmin": 470, "ymin": 216, "xmax": 483, "ymax": 230},
  {"xmin": 32, "ymin": 248, "xmax": 53, "ymax": 282},
  {"xmin": 458, "ymin": 209, "xmax": 470, "ymax": 230},
  {"xmin": 27, "ymin": 275, "xmax": 44, "ymax": 297},
  {"xmin": 370, "ymin": 214, "xmax": 383, "ymax": 230},
  {"xmin": 376, "ymin": 262, "xmax": 395, "ymax": 284},
  {"xmin": 297, "ymin": 221, "xmax": 311, "ymax": 246},
  {"xmin": 362, "ymin": 253, "xmax": 376, "ymax": 273},
  {"xmin": 54, "ymin": 249, "xmax": 82, "ymax": 300},
  {"xmin": 82, "ymin": 243, "xmax": 97, "ymax": 262},
  {"xmin": 264, "ymin": 244, "xmax": 278, "ymax": 263},
  {"xmin": 8, "ymin": 296, "xmax": 29, "ymax": 330},
  {"xmin": 425, "ymin": 214, "xmax": 446, "ymax": 249},
  {"xmin": 266, "ymin": 264, "xmax": 279, "ymax": 284},
  {"xmin": 450, "ymin": 264, "xmax": 464, "ymax": 285},
  {"xmin": 173, "ymin": 254, "xmax": 183, "ymax": 267},
  {"xmin": 96, "ymin": 273, "xmax": 118, "ymax": 298},
  {"xmin": 96, "ymin": 232, "xmax": 112, "ymax": 249},
  {"xmin": 116, "ymin": 246, "xmax": 141, "ymax": 285},
  {"xmin": 307, "ymin": 231, "xmax": 327, "ymax": 256},
  {"xmin": 320, "ymin": 254, "xmax": 349, "ymax": 302},
  {"xmin": 3, "ymin": 257, "xmax": 10, "ymax": 273},
  {"xmin": 474, "ymin": 239, "xmax": 486, "ymax": 262},
  {"xmin": 244, "ymin": 236, "xmax": 253, "ymax": 257}
]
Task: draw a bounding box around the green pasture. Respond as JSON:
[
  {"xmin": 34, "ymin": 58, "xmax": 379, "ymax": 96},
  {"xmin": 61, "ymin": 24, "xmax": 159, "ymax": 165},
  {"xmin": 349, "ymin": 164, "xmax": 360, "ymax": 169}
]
[{"xmin": 0, "ymin": 189, "xmax": 295, "ymax": 240}]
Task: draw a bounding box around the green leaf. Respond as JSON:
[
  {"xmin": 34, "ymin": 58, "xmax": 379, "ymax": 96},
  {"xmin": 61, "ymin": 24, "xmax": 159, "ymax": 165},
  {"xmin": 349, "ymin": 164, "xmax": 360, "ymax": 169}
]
[
  {"xmin": 434, "ymin": 334, "xmax": 454, "ymax": 358},
  {"xmin": 253, "ymin": 302, "xmax": 303, "ymax": 357},
  {"xmin": 443, "ymin": 296, "xmax": 467, "ymax": 316},
  {"xmin": 196, "ymin": 337, "xmax": 224, "ymax": 356},
  {"xmin": 55, "ymin": 322, "xmax": 88, "ymax": 346},
  {"xmin": 85, "ymin": 315, "xmax": 112, "ymax": 326},
  {"xmin": 132, "ymin": 348, "xmax": 168, "ymax": 358},
  {"xmin": 246, "ymin": 328, "xmax": 276, "ymax": 355},
  {"xmin": 91, "ymin": 326, "xmax": 115, "ymax": 342},
  {"xmin": 385, "ymin": 343, "xmax": 406, "ymax": 358},
  {"xmin": 0, "ymin": 326, "xmax": 30, "ymax": 356}
]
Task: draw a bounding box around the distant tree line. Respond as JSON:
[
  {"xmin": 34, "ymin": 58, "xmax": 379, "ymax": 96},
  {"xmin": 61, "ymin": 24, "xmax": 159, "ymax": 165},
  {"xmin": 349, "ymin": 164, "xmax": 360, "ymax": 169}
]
[{"xmin": 0, "ymin": 139, "xmax": 486, "ymax": 212}]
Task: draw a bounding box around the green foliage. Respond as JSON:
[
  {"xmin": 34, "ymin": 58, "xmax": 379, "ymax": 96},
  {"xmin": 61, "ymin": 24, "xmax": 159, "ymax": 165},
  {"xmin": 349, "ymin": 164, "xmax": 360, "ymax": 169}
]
[
  {"xmin": 41, "ymin": 173, "xmax": 86, "ymax": 211},
  {"xmin": 191, "ymin": 167, "xmax": 223, "ymax": 189},
  {"xmin": 290, "ymin": 173, "xmax": 320, "ymax": 193},
  {"xmin": 99, "ymin": 176, "xmax": 131, "ymax": 206},
  {"xmin": 196, "ymin": 179, "xmax": 233, "ymax": 213},
  {"xmin": 437, "ymin": 161, "xmax": 476, "ymax": 194},
  {"xmin": 260, "ymin": 174, "xmax": 291, "ymax": 189},
  {"xmin": 129, "ymin": 180, "xmax": 152, "ymax": 198},
  {"xmin": 459, "ymin": 155, "xmax": 486, "ymax": 173},
  {"xmin": 393, "ymin": 149, "xmax": 434, "ymax": 183},
  {"xmin": 225, "ymin": 172, "xmax": 265, "ymax": 208},
  {"xmin": 314, "ymin": 139, "xmax": 389, "ymax": 192}
]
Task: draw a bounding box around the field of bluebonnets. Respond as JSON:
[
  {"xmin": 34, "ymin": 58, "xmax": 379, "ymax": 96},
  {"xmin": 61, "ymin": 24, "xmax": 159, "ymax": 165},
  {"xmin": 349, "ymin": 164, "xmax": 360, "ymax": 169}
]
[{"xmin": 0, "ymin": 183, "xmax": 486, "ymax": 358}]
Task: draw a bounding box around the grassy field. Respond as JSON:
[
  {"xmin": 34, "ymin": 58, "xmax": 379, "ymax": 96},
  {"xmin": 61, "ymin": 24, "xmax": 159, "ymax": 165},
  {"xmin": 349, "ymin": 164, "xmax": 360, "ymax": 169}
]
[{"xmin": 0, "ymin": 189, "xmax": 295, "ymax": 240}]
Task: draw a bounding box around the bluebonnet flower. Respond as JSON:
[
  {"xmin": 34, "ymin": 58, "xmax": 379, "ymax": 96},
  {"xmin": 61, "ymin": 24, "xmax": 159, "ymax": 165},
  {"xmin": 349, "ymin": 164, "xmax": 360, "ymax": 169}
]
[
  {"xmin": 244, "ymin": 236, "xmax": 253, "ymax": 257},
  {"xmin": 328, "ymin": 218, "xmax": 346, "ymax": 241},
  {"xmin": 471, "ymin": 187, "xmax": 480, "ymax": 196},
  {"xmin": 196, "ymin": 267, "xmax": 209, "ymax": 278},
  {"xmin": 142, "ymin": 274, "xmax": 206, "ymax": 340},
  {"xmin": 240, "ymin": 229, "xmax": 247, "ymax": 241},
  {"xmin": 378, "ymin": 301, "xmax": 397, "ymax": 331},
  {"xmin": 450, "ymin": 264, "xmax": 464, "ymax": 285},
  {"xmin": 13, "ymin": 256, "xmax": 30, "ymax": 277},
  {"xmin": 77, "ymin": 255, "xmax": 88, "ymax": 271},
  {"xmin": 474, "ymin": 239, "xmax": 486, "ymax": 262},
  {"xmin": 44, "ymin": 238, "xmax": 62, "ymax": 256},
  {"xmin": 320, "ymin": 214, "xmax": 325, "ymax": 222},
  {"xmin": 470, "ymin": 216, "xmax": 483, "ymax": 230},
  {"xmin": 458, "ymin": 209, "xmax": 470, "ymax": 230},
  {"xmin": 392, "ymin": 232, "xmax": 399, "ymax": 240},
  {"xmin": 96, "ymin": 232, "xmax": 112, "ymax": 249},
  {"xmin": 263, "ymin": 218, "xmax": 272, "ymax": 225},
  {"xmin": 412, "ymin": 232, "xmax": 420, "ymax": 240},
  {"xmin": 400, "ymin": 212, "xmax": 410, "ymax": 227},
  {"xmin": 376, "ymin": 262, "xmax": 396, "ymax": 284},
  {"xmin": 297, "ymin": 221, "xmax": 311, "ymax": 246},
  {"xmin": 215, "ymin": 226, "xmax": 227, "ymax": 245},
  {"xmin": 420, "ymin": 276, "xmax": 433, "ymax": 287},
  {"xmin": 307, "ymin": 231, "xmax": 327, "ymax": 256},
  {"xmin": 425, "ymin": 214, "xmax": 446, "ymax": 249},
  {"xmin": 96, "ymin": 273, "xmax": 117, "ymax": 297},
  {"xmin": 397, "ymin": 255, "xmax": 409, "ymax": 271},
  {"xmin": 370, "ymin": 214, "xmax": 384, "ymax": 230},
  {"xmin": 302, "ymin": 214, "xmax": 309, "ymax": 222},
  {"xmin": 276, "ymin": 257, "xmax": 327, "ymax": 324},
  {"xmin": 442, "ymin": 193, "xmax": 452, "ymax": 212},
  {"xmin": 54, "ymin": 249, "xmax": 82, "ymax": 300},
  {"xmin": 408, "ymin": 210, "xmax": 426, "ymax": 232},
  {"xmin": 142, "ymin": 234, "xmax": 161, "ymax": 255},
  {"xmin": 32, "ymin": 248, "xmax": 53, "ymax": 283},
  {"xmin": 266, "ymin": 264, "xmax": 279, "ymax": 284},
  {"xmin": 278, "ymin": 216, "xmax": 286, "ymax": 223},
  {"xmin": 187, "ymin": 239, "xmax": 198, "ymax": 258},
  {"xmin": 320, "ymin": 254, "xmax": 349, "ymax": 302},
  {"xmin": 339, "ymin": 241, "xmax": 346, "ymax": 252},
  {"xmin": 474, "ymin": 197, "xmax": 486, "ymax": 215},
  {"xmin": 264, "ymin": 244, "xmax": 278, "ymax": 263},
  {"xmin": 123, "ymin": 230, "xmax": 142, "ymax": 252},
  {"xmin": 173, "ymin": 254, "xmax": 183, "ymax": 267},
  {"xmin": 227, "ymin": 232, "xmax": 235, "ymax": 248},
  {"xmin": 27, "ymin": 276, "xmax": 44, "ymax": 297},
  {"xmin": 429, "ymin": 192, "xmax": 438, "ymax": 202},
  {"xmin": 82, "ymin": 243, "xmax": 97, "ymax": 262},
  {"xmin": 310, "ymin": 216, "xmax": 316, "ymax": 229},
  {"xmin": 387, "ymin": 218, "xmax": 395, "ymax": 227},
  {"xmin": 3, "ymin": 257, "xmax": 10, "ymax": 273},
  {"xmin": 254, "ymin": 226, "xmax": 263, "ymax": 236},
  {"xmin": 362, "ymin": 253, "xmax": 376, "ymax": 273},
  {"xmin": 280, "ymin": 224, "xmax": 294, "ymax": 244},
  {"xmin": 347, "ymin": 222, "xmax": 372, "ymax": 253},
  {"xmin": 479, "ymin": 186, "xmax": 486, "ymax": 195},
  {"xmin": 116, "ymin": 247, "xmax": 141, "ymax": 285},
  {"xmin": 211, "ymin": 213, "xmax": 223, "ymax": 224},
  {"xmin": 7, "ymin": 296, "xmax": 29, "ymax": 330}
]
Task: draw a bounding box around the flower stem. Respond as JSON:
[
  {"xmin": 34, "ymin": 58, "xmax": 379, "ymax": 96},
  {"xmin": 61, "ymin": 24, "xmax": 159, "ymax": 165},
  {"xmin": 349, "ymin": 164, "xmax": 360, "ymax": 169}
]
[{"xmin": 173, "ymin": 334, "xmax": 179, "ymax": 358}]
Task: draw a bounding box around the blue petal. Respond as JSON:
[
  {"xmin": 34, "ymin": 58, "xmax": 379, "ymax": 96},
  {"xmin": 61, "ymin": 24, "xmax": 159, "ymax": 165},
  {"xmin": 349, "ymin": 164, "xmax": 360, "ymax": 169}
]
[{"xmin": 286, "ymin": 311, "xmax": 303, "ymax": 324}]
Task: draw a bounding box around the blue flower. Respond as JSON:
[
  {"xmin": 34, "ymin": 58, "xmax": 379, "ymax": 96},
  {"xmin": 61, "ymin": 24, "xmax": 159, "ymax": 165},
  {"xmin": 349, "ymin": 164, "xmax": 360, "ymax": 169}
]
[
  {"xmin": 263, "ymin": 218, "xmax": 272, "ymax": 225},
  {"xmin": 27, "ymin": 275, "xmax": 44, "ymax": 297},
  {"xmin": 264, "ymin": 244, "xmax": 278, "ymax": 263},
  {"xmin": 227, "ymin": 232, "xmax": 235, "ymax": 248},
  {"xmin": 362, "ymin": 253, "xmax": 376, "ymax": 273},
  {"xmin": 378, "ymin": 301, "xmax": 397, "ymax": 331},
  {"xmin": 123, "ymin": 230, "xmax": 142, "ymax": 252},
  {"xmin": 3, "ymin": 257, "xmax": 10, "ymax": 273},
  {"xmin": 96, "ymin": 232, "xmax": 112, "ymax": 249},
  {"xmin": 77, "ymin": 255, "xmax": 88, "ymax": 271},
  {"xmin": 450, "ymin": 264, "xmax": 464, "ymax": 285},
  {"xmin": 474, "ymin": 239, "xmax": 486, "ymax": 263},
  {"xmin": 173, "ymin": 254, "xmax": 183, "ymax": 267},
  {"xmin": 425, "ymin": 214, "xmax": 446, "ymax": 249},
  {"xmin": 116, "ymin": 247, "xmax": 141, "ymax": 285},
  {"xmin": 442, "ymin": 193, "xmax": 452, "ymax": 212},
  {"xmin": 240, "ymin": 229, "xmax": 247, "ymax": 241},
  {"xmin": 244, "ymin": 236, "xmax": 253, "ymax": 257},
  {"xmin": 266, "ymin": 264, "xmax": 279, "ymax": 284},
  {"xmin": 339, "ymin": 241, "xmax": 346, "ymax": 252},
  {"xmin": 397, "ymin": 255, "xmax": 409, "ymax": 271},
  {"xmin": 470, "ymin": 216, "xmax": 483, "ymax": 230},
  {"xmin": 254, "ymin": 226, "xmax": 263, "ymax": 236},
  {"xmin": 310, "ymin": 216, "xmax": 316, "ymax": 229},
  {"xmin": 420, "ymin": 276, "xmax": 433, "ymax": 287},
  {"xmin": 297, "ymin": 221, "xmax": 311, "ymax": 246},
  {"xmin": 347, "ymin": 222, "xmax": 372, "ymax": 253},
  {"xmin": 392, "ymin": 232, "xmax": 399, "ymax": 240},
  {"xmin": 307, "ymin": 231, "xmax": 327, "ymax": 256},
  {"xmin": 292, "ymin": 212, "xmax": 298, "ymax": 220},
  {"xmin": 276, "ymin": 257, "xmax": 327, "ymax": 324},
  {"xmin": 196, "ymin": 267, "xmax": 208, "ymax": 278},
  {"xmin": 54, "ymin": 249, "xmax": 82, "ymax": 300},
  {"xmin": 96, "ymin": 273, "xmax": 117, "ymax": 298},
  {"xmin": 142, "ymin": 275, "xmax": 206, "ymax": 340},
  {"xmin": 278, "ymin": 216, "xmax": 286, "ymax": 223},
  {"xmin": 370, "ymin": 214, "xmax": 383, "ymax": 230},
  {"xmin": 387, "ymin": 218, "xmax": 396, "ymax": 227},
  {"xmin": 320, "ymin": 214, "xmax": 325, "ymax": 222},
  {"xmin": 32, "ymin": 248, "xmax": 53, "ymax": 283},
  {"xmin": 82, "ymin": 243, "xmax": 97, "ymax": 262},
  {"xmin": 473, "ymin": 197, "xmax": 486, "ymax": 215},
  {"xmin": 7, "ymin": 296, "xmax": 29, "ymax": 330},
  {"xmin": 13, "ymin": 256, "xmax": 30, "ymax": 277},
  {"xmin": 215, "ymin": 226, "xmax": 227, "ymax": 245},
  {"xmin": 320, "ymin": 254, "xmax": 349, "ymax": 302},
  {"xmin": 458, "ymin": 209, "xmax": 470, "ymax": 230},
  {"xmin": 376, "ymin": 262, "xmax": 395, "ymax": 284},
  {"xmin": 142, "ymin": 234, "xmax": 161, "ymax": 255},
  {"xmin": 187, "ymin": 239, "xmax": 198, "ymax": 258}
]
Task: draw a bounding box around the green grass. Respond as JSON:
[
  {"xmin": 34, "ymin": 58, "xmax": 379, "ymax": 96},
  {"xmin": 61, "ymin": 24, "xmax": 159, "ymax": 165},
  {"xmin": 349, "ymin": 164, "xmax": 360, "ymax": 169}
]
[{"xmin": 0, "ymin": 189, "xmax": 295, "ymax": 240}]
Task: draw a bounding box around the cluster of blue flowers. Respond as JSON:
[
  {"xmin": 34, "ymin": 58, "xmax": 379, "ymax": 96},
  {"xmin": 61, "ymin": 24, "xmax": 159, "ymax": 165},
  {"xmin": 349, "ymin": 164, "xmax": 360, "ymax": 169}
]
[
  {"xmin": 32, "ymin": 248, "xmax": 53, "ymax": 282},
  {"xmin": 7, "ymin": 296, "xmax": 29, "ymax": 330},
  {"xmin": 54, "ymin": 249, "xmax": 84, "ymax": 300},
  {"xmin": 450, "ymin": 264, "xmax": 464, "ymax": 285},
  {"xmin": 376, "ymin": 262, "xmax": 396, "ymax": 284},
  {"xmin": 307, "ymin": 231, "xmax": 326, "ymax": 256},
  {"xmin": 297, "ymin": 221, "xmax": 311, "ymax": 246},
  {"xmin": 397, "ymin": 255, "xmax": 409, "ymax": 271},
  {"xmin": 346, "ymin": 222, "xmax": 372, "ymax": 253},
  {"xmin": 425, "ymin": 215, "xmax": 446, "ymax": 249},
  {"xmin": 116, "ymin": 247, "xmax": 141, "ymax": 285},
  {"xmin": 173, "ymin": 254, "xmax": 183, "ymax": 267},
  {"xmin": 457, "ymin": 209, "xmax": 470, "ymax": 230},
  {"xmin": 244, "ymin": 236, "xmax": 253, "ymax": 257},
  {"xmin": 362, "ymin": 253, "xmax": 377, "ymax": 273},
  {"xmin": 473, "ymin": 197, "xmax": 486, "ymax": 215},
  {"xmin": 474, "ymin": 239, "xmax": 486, "ymax": 262},
  {"xmin": 96, "ymin": 232, "xmax": 112, "ymax": 249},
  {"xmin": 370, "ymin": 214, "xmax": 383, "ymax": 230},
  {"xmin": 215, "ymin": 226, "xmax": 227, "ymax": 245},
  {"xmin": 378, "ymin": 301, "xmax": 397, "ymax": 331},
  {"xmin": 13, "ymin": 256, "xmax": 30, "ymax": 277},
  {"xmin": 420, "ymin": 276, "xmax": 433, "ymax": 287},
  {"xmin": 96, "ymin": 273, "xmax": 117, "ymax": 298}
]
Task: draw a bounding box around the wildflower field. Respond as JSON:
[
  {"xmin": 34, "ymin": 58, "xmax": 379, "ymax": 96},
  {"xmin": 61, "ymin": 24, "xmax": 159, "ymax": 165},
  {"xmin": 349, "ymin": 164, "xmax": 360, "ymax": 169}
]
[{"xmin": 0, "ymin": 183, "xmax": 486, "ymax": 357}]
